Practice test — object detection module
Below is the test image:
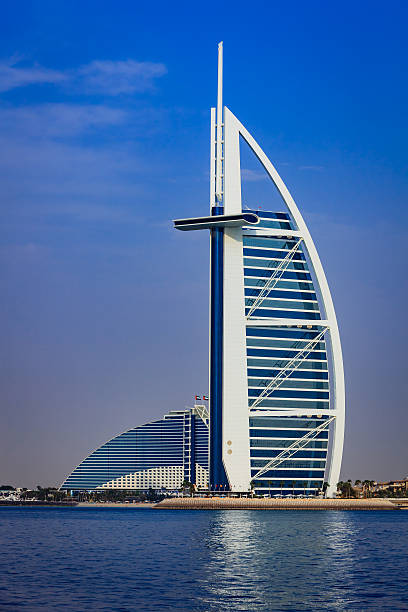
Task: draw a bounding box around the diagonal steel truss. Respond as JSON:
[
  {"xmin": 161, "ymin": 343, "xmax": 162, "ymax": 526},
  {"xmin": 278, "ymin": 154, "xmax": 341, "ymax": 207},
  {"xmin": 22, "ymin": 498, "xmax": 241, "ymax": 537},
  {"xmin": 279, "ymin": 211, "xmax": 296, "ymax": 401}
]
[
  {"xmin": 250, "ymin": 327, "xmax": 328, "ymax": 410},
  {"xmin": 251, "ymin": 415, "xmax": 335, "ymax": 480},
  {"xmin": 193, "ymin": 405, "xmax": 209, "ymax": 428},
  {"xmin": 246, "ymin": 238, "xmax": 304, "ymax": 319}
]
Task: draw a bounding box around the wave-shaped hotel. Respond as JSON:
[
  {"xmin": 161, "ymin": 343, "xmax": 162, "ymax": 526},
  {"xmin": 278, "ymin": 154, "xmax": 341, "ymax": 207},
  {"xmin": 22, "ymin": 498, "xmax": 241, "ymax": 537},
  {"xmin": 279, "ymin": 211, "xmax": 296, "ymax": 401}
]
[{"xmin": 61, "ymin": 44, "xmax": 344, "ymax": 497}]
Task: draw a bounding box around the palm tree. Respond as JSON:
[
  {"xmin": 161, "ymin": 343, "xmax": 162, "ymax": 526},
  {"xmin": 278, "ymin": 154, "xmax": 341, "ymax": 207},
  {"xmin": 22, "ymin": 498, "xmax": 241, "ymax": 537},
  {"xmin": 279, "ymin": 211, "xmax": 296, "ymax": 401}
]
[{"xmin": 180, "ymin": 480, "xmax": 194, "ymax": 496}]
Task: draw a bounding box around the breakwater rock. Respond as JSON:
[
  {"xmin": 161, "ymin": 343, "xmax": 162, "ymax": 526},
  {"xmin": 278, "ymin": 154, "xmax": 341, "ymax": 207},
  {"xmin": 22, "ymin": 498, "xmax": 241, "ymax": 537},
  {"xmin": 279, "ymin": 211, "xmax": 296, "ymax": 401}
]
[{"xmin": 154, "ymin": 497, "xmax": 398, "ymax": 510}]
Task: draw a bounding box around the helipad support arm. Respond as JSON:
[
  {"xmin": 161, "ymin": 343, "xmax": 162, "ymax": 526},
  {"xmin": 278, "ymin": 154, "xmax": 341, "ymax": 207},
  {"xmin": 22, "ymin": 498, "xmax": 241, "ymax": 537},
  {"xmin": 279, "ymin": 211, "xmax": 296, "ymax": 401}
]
[{"xmin": 173, "ymin": 213, "xmax": 259, "ymax": 231}]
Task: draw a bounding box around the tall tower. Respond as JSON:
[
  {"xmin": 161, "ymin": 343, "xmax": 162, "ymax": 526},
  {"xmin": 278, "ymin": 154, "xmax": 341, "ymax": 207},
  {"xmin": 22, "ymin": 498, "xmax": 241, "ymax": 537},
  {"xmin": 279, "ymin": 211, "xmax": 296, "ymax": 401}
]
[{"xmin": 174, "ymin": 44, "xmax": 345, "ymax": 497}]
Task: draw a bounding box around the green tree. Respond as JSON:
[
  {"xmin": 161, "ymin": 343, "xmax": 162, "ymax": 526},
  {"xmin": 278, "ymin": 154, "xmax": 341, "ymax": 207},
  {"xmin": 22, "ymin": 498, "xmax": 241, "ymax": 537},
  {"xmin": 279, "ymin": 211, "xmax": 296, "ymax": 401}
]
[{"xmin": 180, "ymin": 480, "xmax": 194, "ymax": 496}]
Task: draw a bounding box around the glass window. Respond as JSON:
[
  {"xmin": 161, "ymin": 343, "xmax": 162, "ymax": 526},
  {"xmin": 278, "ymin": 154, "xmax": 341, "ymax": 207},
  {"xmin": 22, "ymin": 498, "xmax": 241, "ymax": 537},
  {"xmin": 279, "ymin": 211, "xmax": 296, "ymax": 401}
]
[
  {"xmin": 244, "ymin": 278, "xmax": 314, "ymax": 292},
  {"xmin": 244, "ymin": 258, "xmax": 308, "ymax": 271},
  {"xmin": 248, "ymin": 389, "xmax": 330, "ymax": 400},
  {"xmin": 244, "ymin": 248, "xmax": 305, "ymax": 262},
  {"xmin": 245, "ymin": 267, "xmax": 312, "ymax": 281},
  {"xmin": 251, "ymin": 460, "xmax": 326, "ymax": 469},
  {"xmin": 246, "ymin": 328, "xmax": 322, "ymax": 340},
  {"xmin": 247, "ymin": 348, "xmax": 325, "ymax": 361},
  {"xmin": 247, "ymin": 368, "xmax": 329, "ymax": 381},
  {"xmin": 245, "ymin": 210, "xmax": 291, "ymax": 221},
  {"xmin": 245, "ymin": 298, "xmax": 319, "ymax": 311},
  {"xmin": 250, "ymin": 438, "xmax": 328, "ymax": 449},
  {"xmin": 244, "ymin": 220, "xmax": 294, "ymax": 229},
  {"xmin": 248, "ymin": 377, "xmax": 329, "ymax": 390},
  {"xmin": 250, "ymin": 449, "xmax": 327, "ymax": 459},
  {"xmin": 246, "ymin": 337, "xmax": 326, "ymax": 351},
  {"xmin": 245, "ymin": 288, "xmax": 318, "ymax": 302},
  {"xmin": 249, "ymin": 418, "xmax": 329, "ymax": 428},
  {"xmin": 251, "ymin": 469, "xmax": 325, "ymax": 478},
  {"xmin": 249, "ymin": 399, "xmax": 329, "ymax": 409},
  {"xmin": 249, "ymin": 428, "xmax": 329, "ymax": 439},
  {"xmin": 243, "ymin": 237, "xmax": 299, "ymax": 250},
  {"xmin": 247, "ymin": 358, "xmax": 328, "ymax": 370}
]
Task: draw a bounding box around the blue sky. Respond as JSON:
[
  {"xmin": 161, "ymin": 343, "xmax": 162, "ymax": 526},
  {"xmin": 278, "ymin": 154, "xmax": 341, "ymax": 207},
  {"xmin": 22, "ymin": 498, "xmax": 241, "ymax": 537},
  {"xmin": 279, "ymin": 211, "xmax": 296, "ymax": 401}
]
[{"xmin": 1, "ymin": 1, "xmax": 407, "ymax": 486}]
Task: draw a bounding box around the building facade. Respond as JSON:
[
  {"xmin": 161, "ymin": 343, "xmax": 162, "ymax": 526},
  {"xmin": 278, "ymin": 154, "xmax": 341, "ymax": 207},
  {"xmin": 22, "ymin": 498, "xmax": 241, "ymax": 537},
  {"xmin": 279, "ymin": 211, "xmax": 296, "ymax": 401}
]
[
  {"xmin": 174, "ymin": 43, "xmax": 345, "ymax": 497},
  {"xmin": 60, "ymin": 407, "xmax": 209, "ymax": 492}
]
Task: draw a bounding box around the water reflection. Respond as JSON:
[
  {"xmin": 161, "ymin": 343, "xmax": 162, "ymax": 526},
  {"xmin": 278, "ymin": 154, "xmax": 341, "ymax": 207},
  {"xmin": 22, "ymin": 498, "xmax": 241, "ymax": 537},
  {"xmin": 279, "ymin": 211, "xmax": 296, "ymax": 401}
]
[{"xmin": 197, "ymin": 511, "xmax": 405, "ymax": 611}]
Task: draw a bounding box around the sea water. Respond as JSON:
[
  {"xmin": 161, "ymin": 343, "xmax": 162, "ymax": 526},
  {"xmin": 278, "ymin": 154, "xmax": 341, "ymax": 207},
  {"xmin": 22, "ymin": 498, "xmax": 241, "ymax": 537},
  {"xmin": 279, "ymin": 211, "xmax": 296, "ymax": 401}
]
[{"xmin": 0, "ymin": 507, "xmax": 407, "ymax": 611}]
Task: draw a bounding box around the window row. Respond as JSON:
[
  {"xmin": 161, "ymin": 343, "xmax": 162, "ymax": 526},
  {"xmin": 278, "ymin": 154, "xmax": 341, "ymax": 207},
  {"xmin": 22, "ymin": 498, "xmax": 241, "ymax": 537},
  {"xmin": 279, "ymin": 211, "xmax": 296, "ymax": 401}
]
[
  {"xmin": 247, "ymin": 348, "xmax": 326, "ymax": 360},
  {"xmin": 248, "ymin": 388, "xmax": 329, "ymax": 400},
  {"xmin": 247, "ymin": 337, "xmax": 326, "ymax": 351},
  {"xmin": 250, "ymin": 438, "xmax": 328, "ymax": 449},
  {"xmin": 251, "ymin": 469, "xmax": 326, "ymax": 478},
  {"xmin": 248, "ymin": 377, "xmax": 329, "ymax": 390},
  {"xmin": 249, "ymin": 429, "xmax": 329, "ymax": 439},
  {"xmin": 251, "ymin": 460, "xmax": 327, "ymax": 469},
  {"xmin": 244, "ymin": 268, "xmax": 312, "ymax": 282},
  {"xmin": 244, "ymin": 257, "xmax": 308, "ymax": 271},
  {"xmin": 249, "ymin": 417, "xmax": 329, "ymax": 428},
  {"xmin": 250, "ymin": 449, "xmax": 327, "ymax": 459},
  {"xmin": 247, "ymin": 358, "xmax": 328, "ymax": 370},
  {"xmin": 245, "ymin": 287, "xmax": 318, "ymax": 302}
]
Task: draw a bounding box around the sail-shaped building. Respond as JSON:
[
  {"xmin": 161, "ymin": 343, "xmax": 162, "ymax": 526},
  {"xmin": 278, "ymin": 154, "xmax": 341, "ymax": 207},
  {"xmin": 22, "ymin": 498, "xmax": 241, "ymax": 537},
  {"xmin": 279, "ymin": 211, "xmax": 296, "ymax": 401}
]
[
  {"xmin": 60, "ymin": 43, "xmax": 344, "ymax": 497},
  {"xmin": 174, "ymin": 43, "xmax": 345, "ymax": 497}
]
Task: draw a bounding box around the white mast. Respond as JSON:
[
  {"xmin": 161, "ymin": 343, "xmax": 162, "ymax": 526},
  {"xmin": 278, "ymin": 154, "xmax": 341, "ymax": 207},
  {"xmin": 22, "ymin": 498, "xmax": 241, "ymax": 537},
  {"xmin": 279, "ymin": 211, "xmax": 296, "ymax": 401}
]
[{"xmin": 215, "ymin": 41, "xmax": 223, "ymax": 204}]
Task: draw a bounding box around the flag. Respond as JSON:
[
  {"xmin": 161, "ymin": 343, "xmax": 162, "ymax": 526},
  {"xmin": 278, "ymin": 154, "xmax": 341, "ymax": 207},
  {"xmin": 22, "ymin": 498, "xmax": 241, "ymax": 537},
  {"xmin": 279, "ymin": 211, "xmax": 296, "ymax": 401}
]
[
  {"xmin": 195, "ymin": 395, "xmax": 201, "ymax": 401},
  {"xmin": 203, "ymin": 395, "xmax": 209, "ymax": 400}
]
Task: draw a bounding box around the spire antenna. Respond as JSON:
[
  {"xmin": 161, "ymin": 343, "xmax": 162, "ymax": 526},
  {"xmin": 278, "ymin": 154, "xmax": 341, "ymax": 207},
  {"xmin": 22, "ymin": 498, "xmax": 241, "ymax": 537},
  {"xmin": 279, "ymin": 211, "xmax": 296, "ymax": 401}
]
[{"xmin": 215, "ymin": 42, "xmax": 223, "ymax": 202}]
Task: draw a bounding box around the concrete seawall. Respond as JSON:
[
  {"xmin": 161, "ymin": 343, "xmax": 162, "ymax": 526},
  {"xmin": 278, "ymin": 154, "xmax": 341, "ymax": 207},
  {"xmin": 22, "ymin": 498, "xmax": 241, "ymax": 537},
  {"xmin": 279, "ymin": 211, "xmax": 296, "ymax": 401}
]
[{"xmin": 154, "ymin": 497, "xmax": 398, "ymax": 510}]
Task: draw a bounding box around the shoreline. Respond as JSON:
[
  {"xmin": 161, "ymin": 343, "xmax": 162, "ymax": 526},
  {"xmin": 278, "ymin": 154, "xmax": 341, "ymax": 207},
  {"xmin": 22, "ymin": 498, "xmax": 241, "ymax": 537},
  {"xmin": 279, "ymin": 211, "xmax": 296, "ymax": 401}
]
[
  {"xmin": 154, "ymin": 497, "xmax": 400, "ymax": 510},
  {"xmin": 76, "ymin": 502, "xmax": 156, "ymax": 508},
  {"xmin": 1, "ymin": 499, "xmax": 406, "ymax": 510}
]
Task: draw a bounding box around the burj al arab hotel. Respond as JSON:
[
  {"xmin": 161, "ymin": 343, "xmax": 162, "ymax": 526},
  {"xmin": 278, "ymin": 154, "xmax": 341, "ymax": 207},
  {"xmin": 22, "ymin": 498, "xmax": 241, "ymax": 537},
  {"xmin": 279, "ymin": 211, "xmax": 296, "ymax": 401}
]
[
  {"xmin": 174, "ymin": 43, "xmax": 345, "ymax": 498},
  {"xmin": 60, "ymin": 43, "xmax": 344, "ymax": 498}
]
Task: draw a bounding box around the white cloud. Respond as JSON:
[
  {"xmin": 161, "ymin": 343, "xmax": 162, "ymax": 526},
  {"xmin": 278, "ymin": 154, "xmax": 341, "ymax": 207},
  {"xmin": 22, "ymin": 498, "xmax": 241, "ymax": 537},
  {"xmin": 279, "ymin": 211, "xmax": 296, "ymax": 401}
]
[
  {"xmin": 0, "ymin": 59, "xmax": 67, "ymax": 92},
  {"xmin": 0, "ymin": 104, "xmax": 128, "ymax": 138},
  {"xmin": 299, "ymin": 165, "xmax": 324, "ymax": 171},
  {"xmin": 0, "ymin": 57, "xmax": 167, "ymax": 95},
  {"xmin": 241, "ymin": 168, "xmax": 268, "ymax": 182},
  {"xmin": 76, "ymin": 60, "xmax": 167, "ymax": 95}
]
